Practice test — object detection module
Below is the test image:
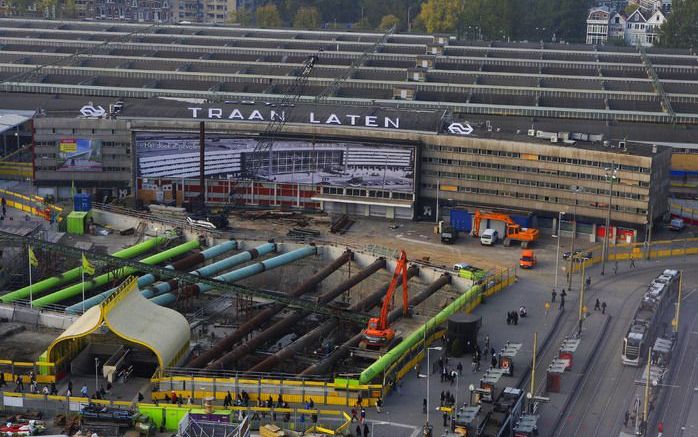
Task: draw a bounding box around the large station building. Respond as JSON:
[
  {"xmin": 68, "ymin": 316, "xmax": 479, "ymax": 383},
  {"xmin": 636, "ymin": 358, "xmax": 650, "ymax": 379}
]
[{"xmin": 0, "ymin": 18, "xmax": 697, "ymax": 236}]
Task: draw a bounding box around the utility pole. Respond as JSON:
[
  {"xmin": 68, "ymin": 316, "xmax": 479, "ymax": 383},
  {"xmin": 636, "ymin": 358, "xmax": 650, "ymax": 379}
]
[{"xmin": 601, "ymin": 163, "xmax": 618, "ymax": 275}]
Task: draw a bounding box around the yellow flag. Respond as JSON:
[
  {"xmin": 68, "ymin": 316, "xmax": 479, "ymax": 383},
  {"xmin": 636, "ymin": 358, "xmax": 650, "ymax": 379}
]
[
  {"xmin": 82, "ymin": 253, "xmax": 95, "ymax": 275},
  {"xmin": 28, "ymin": 247, "xmax": 38, "ymax": 268}
]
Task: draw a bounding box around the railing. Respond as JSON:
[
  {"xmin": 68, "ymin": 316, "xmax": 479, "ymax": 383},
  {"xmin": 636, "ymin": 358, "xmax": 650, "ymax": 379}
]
[
  {"xmin": 152, "ymin": 370, "xmax": 381, "ymax": 408},
  {"xmin": 0, "ymin": 391, "xmax": 352, "ymax": 435}
]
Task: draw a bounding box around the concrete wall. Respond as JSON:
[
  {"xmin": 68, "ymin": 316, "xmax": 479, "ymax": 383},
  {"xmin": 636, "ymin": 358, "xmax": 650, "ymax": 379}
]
[{"xmin": 0, "ymin": 304, "xmax": 78, "ymax": 330}]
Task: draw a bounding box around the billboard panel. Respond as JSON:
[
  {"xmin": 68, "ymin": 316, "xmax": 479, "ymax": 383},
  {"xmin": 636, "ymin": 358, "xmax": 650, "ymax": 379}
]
[
  {"xmin": 134, "ymin": 133, "xmax": 415, "ymax": 192},
  {"xmin": 57, "ymin": 138, "xmax": 103, "ymax": 171}
]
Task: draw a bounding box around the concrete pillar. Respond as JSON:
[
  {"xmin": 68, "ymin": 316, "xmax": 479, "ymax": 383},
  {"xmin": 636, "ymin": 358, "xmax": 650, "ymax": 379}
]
[{"xmin": 590, "ymin": 223, "xmax": 597, "ymax": 243}]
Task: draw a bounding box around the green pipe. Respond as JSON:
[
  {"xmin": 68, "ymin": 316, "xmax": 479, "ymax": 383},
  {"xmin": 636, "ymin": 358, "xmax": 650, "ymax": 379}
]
[
  {"xmin": 32, "ymin": 240, "xmax": 200, "ymax": 308},
  {"xmin": 358, "ymin": 284, "xmax": 483, "ymax": 384},
  {"xmin": 0, "ymin": 236, "xmax": 168, "ymax": 303}
]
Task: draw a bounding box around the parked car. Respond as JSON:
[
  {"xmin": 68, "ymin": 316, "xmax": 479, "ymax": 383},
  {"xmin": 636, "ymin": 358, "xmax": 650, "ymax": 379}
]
[
  {"xmin": 668, "ymin": 218, "xmax": 685, "ymax": 231},
  {"xmin": 480, "ymin": 228, "xmax": 498, "ymax": 246}
]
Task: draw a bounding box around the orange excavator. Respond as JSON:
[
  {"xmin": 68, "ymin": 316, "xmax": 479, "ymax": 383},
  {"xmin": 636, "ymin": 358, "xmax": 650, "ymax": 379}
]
[
  {"xmin": 472, "ymin": 209, "xmax": 539, "ymax": 248},
  {"xmin": 362, "ymin": 250, "xmax": 409, "ymax": 348}
]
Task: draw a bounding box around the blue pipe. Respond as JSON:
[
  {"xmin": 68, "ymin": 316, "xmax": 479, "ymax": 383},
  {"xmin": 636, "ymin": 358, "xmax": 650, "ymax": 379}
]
[
  {"xmin": 65, "ymin": 240, "xmax": 238, "ymax": 314},
  {"xmin": 142, "ymin": 242, "xmax": 277, "ymax": 299},
  {"xmin": 150, "ymin": 245, "xmax": 317, "ymax": 306}
]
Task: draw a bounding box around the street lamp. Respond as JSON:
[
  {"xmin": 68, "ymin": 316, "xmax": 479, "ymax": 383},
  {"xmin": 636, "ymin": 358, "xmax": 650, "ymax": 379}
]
[
  {"xmin": 568, "ymin": 186, "xmax": 584, "ymax": 290},
  {"xmin": 554, "ymin": 211, "xmax": 566, "ymax": 291},
  {"xmin": 94, "ymin": 357, "xmax": 100, "ymax": 396},
  {"xmin": 601, "ymin": 163, "xmax": 619, "ymax": 275},
  {"xmin": 418, "ymin": 346, "xmax": 443, "ymax": 431}
]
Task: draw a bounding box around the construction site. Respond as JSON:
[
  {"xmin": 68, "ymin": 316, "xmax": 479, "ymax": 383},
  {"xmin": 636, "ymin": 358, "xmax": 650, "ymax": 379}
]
[{"xmin": 0, "ymin": 191, "xmax": 515, "ymax": 434}]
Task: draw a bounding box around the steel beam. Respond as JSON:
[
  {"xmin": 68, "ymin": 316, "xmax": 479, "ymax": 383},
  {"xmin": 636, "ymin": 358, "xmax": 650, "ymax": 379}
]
[
  {"xmin": 188, "ymin": 249, "xmax": 353, "ymax": 369},
  {"xmin": 0, "ymin": 232, "xmax": 367, "ymax": 323}
]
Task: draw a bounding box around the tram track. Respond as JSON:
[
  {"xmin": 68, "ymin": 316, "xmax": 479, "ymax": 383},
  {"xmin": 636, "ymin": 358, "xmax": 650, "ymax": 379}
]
[
  {"xmin": 553, "ymin": 280, "xmax": 646, "ymax": 437},
  {"xmin": 547, "ymin": 261, "xmax": 695, "ymax": 437}
]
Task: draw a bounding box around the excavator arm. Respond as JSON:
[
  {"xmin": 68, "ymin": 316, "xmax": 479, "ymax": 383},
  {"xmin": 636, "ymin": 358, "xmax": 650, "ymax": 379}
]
[{"xmin": 377, "ymin": 250, "xmax": 409, "ymax": 330}]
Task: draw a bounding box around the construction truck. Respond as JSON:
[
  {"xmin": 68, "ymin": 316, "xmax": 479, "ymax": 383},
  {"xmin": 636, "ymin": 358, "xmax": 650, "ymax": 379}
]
[
  {"xmin": 472, "ymin": 209, "xmax": 539, "ymax": 248},
  {"xmin": 361, "ymin": 250, "xmax": 409, "ymax": 348},
  {"xmin": 440, "ymin": 224, "xmax": 458, "ymax": 244}
]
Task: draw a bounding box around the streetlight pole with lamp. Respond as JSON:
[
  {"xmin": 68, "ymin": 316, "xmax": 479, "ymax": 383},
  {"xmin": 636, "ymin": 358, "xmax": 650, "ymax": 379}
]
[
  {"xmin": 567, "ymin": 185, "xmax": 583, "ymax": 290},
  {"xmin": 418, "ymin": 346, "xmax": 443, "ymax": 435},
  {"xmin": 554, "ymin": 211, "xmax": 566, "ymax": 292},
  {"xmin": 601, "ymin": 163, "xmax": 619, "ymax": 275},
  {"xmin": 94, "ymin": 357, "xmax": 100, "ymax": 395}
]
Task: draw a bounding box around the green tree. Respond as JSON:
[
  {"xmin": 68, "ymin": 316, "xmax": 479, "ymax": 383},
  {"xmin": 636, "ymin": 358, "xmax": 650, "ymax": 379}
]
[
  {"xmin": 293, "ymin": 6, "xmax": 320, "ymax": 28},
  {"xmin": 658, "ymin": 0, "xmax": 698, "ymax": 48},
  {"xmin": 256, "ymin": 3, "xmax": 283, "ymax": 28},
  {"xmin": 378, "ymin": 14, "xmax": 400, "ymax": 31},
  {"xmin": 418, "ymin": 0, "xmax": 462, "ymax": 34},
  {"xmin": 229, "ymin": 7, "xmax": 252, "ymax": 25}
]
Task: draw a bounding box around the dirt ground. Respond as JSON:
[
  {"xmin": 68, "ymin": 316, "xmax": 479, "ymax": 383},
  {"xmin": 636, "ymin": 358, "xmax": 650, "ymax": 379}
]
[{"xmin": 0, "ymin": 326, "xmax": 63, "ymax": 362}]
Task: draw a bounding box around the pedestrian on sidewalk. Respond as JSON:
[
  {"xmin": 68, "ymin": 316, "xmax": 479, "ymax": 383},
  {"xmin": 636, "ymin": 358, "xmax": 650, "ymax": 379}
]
[
  {"xmin": 602, "ymin": 301, "xmax": 607, "ymax": 314},
  {"xmin": 561, "ymin": 289, "xmax": 567, "ymax": 298},
  {"xmin": 506, "ymin": 311, "xmax": 511, "ymax": 325},
  {"xmin": 423, "ymin": 398, "xmax": 427, "ymax": 414},
  {"xmin": 614, "ymin": 261, "xmax": 618, "ymax": 274},
  {"xmin": 594, "ymin": 299, "xmax": 601, "ymax": 311},
  {"xmin": 551, "ymin": 289, "xmax": 557, "ymax": 303},
  {"xmin": 586, "ymin": 276, "xmax": 591, "ymax": 288},
  {"xmin": 630, "ymin": 258, "xmax": 636, "ymax": 269},
  {"xmin": 376, "ymin": 397, "xmax": 382, "ymax": 413},
  {"xmin": 356, "ymin": 424, "xmax": 362, "ymax": 437},
  {"xmin": 559, "ymin": 295, "xmax": 565, "ymax": 310},
  {"xmin": 484, "ymin": 336, "xmax": 490, "ymax": 356},
  {"xmin": 457, "ymin": 362, "xmax": 463, "ymax": 376},
  {"xmin": 624, "ymin": 410, "xmax": 629, "ymax": 426},
  {"xmin": 491, "ymin": 354, "xmax": 497, "ymax": 369}
]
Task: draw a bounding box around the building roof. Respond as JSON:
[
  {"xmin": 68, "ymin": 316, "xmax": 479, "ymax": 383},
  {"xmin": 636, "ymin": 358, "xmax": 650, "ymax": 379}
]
[
  {"xmin": 47, "ymin": 276, "xmax": 190, "ymax": 369},
  {"xmin": 0, "ymin": 109, "xmax": 35, "ymax": 134},
  {"xmin": 0, "ymin": 18, "xmax": 696, "ymax": 126}
]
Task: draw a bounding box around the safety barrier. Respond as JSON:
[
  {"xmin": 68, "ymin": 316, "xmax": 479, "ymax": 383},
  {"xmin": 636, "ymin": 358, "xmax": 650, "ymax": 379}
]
[
  {"xmin": 0, "ymin": 162, "xmax": 32, "ymax": 179},
  {"xmin": 0, "ymin": 391, "xmax": 352, "ymax": 435},
  {"xmin": 0, "ymin": 188, "xmax": 62, "ymax": 222},
  {"xmin": 0, "ymin": 360, "xmax": 56, "ymax": 384},
  {"xmin": 152, "ymin": 373, "xmax": 382, "ymax": 408},
  {"xmin": 569, "ymin": 237, "xmax": 698, "ymax": 272}
]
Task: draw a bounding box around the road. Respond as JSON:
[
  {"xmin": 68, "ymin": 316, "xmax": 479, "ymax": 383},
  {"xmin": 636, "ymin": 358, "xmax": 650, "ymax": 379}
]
[{"xmin": 551, "ymin": 259, "xmax": 698, "ymax": 437}]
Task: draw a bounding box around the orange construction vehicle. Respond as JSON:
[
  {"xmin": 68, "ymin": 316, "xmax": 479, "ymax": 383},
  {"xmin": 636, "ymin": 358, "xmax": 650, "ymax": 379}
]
[
  {"xmin": 472, "ymin": 209, "xmax": 539, "ymax": 248},
  {"xmin": 362, "ymin": 250, "xmax": 409, "ymax": 348},
  {"xmin": 519, "ymin": 249, "xmax": 537, "ymax": 268}
]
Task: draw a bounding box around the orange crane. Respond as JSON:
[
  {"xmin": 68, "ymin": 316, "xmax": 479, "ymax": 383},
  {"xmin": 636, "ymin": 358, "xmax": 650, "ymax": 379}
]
[
  {"xmin": 362, "ymin": 250, "xmax": 409, "ymax": 348},
  {"xmin": 471, "ymin": 209, "xmax": 539, "ymax": 248}
]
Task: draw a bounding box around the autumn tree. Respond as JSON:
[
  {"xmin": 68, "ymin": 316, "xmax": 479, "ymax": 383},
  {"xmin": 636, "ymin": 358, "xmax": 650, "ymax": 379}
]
[
  {"xmin": 378, "ymin": 14, "xmax": 400, "ymax": 31},
  {"xmin": 256, "ymin": 3, "xmax": 283, "ymax": 28},
  {"xmin": 293, "ymin": 6, "xmax": 320, "ymax": 28},
  {"xmin": 658, "ymin": 0, "xmax": 698, "ymax": 48},
  {"xmin": 418, "ymin": 0, "xmax": 463, "ymax": 34}
]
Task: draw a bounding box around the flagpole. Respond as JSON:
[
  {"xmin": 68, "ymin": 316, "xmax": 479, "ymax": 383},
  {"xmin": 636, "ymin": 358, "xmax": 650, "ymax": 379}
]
[
  {"xmin": 81, "ymin": 265, "xmax": 85, "ymax": 314},
  {"xmin": 28, "ymin": 250, "xmax": 33, "ymax": 308}
]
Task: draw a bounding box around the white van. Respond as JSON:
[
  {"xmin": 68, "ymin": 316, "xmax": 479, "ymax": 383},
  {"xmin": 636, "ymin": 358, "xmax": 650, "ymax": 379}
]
[{"xmin": 480, "ymin": 228, "xmax": 498, "ymax": 246}]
